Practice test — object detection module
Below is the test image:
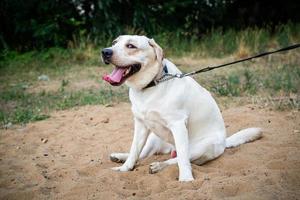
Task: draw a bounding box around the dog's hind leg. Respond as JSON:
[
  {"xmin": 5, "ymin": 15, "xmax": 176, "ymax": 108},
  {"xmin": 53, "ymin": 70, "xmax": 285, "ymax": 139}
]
[
  {"xmin": 140, "ymin": 133, "xmax": 174, "ymax": 158},
  {"xmin": 110, "ymin": 133, "xmax": 174, "ymax": 163},
  {"xmin": 190, "ymin": 137, "xmax": 225, "ymax": 165},
  {"xmin": 149, "ymin": 137, "xmax": 226, "ymax": 174},
  {"xmin": 149, "ymin": 157, "xmax": 177, "ymax": 174},
  {"xmin": 110, "ymin": 153, "xmax": 129, "ymax": 163}
]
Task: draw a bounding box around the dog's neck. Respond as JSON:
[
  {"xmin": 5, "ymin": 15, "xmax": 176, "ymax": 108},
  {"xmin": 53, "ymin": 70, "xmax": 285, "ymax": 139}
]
[
  {"xmin": 125, "ymin": 59, "xmax": 166, "ymax": 91},
  {"xmin": 143, "ymin": 64, "xmax": 168, "ymax": 89}
]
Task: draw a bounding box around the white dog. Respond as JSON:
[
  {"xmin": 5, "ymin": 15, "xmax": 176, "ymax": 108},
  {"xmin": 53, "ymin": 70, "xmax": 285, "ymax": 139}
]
[{"xmin": 102, "ymin": 35, "xmax": 262, "ymax": 181}]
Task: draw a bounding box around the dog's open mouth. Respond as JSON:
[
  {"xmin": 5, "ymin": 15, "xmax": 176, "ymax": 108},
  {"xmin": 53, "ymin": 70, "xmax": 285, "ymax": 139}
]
[{"xmin": 102, "ymin": 64, "xmax": 141, "ymax": 86}]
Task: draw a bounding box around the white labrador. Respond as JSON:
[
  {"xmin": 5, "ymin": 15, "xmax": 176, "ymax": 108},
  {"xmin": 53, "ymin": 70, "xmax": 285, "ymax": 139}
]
[{"xmin": 101, "ymin": 35, "xmax": 262, "ymax": 181}]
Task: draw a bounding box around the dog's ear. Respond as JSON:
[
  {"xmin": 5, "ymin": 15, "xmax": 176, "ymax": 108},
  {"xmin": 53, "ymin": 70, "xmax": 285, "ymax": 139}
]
[
  {"xmin": 112, "ymin": 36, "xmax": 121, "ymax": 45},
  {"xmin": 148, "ymin": 38, "xmax": 163, "ymax": 61}
]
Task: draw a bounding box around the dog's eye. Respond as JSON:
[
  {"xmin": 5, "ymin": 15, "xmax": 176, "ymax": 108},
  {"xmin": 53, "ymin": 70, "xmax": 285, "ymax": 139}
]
[{"xmin": 126, "ymin": 44, "xmax": 137, "ymax": 49}]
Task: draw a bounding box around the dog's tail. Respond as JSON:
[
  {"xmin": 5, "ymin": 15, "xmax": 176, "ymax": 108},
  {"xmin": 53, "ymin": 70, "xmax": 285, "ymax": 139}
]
[{"xmin": 226, "ymin": 127, "xmax": 262, "ymax": 148}]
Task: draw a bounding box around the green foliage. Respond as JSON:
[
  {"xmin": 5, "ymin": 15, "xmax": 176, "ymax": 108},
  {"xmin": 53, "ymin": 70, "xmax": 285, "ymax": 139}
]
[
  {"xmin": 13, "ymin": 108, "xmax": 49, "ymax": 124},
  {"xmin": 1, "ymin": 0, "xmax": 299, "ymax": 50},
  {"xmin": 208, "ymin": 63, "xmax": 300, "ymax": 97},
  {"xmin": 263, "ymin": 64, "xmax": 300, "ymax": 93},
  {"xmin": 211, "ymin": 74, "xmax": 241, "ymax": 96},
  {"xmin": 54, "ymin": 89, "xmax": 127, "ymax": 110},
  {"xmin": 0, "ymin": 24, "xmax": 299, "ymax": 126},
  {"xmin": 0, "ymin": 87, "xmax": 128, "ymax": 126},
  {"xmin": 0, "ymin": 111, "xmax": 7, "ymax": 124},
  {"xmin": 153, "ymin": 24, "xmax": 300, "ymax": 57},
  {"xmin": 0, "ymin": 84, "xmax": 27, "ymax": 101},
  {"xmin": 1, "ymin": 0, "xmax": 82, "ymax": 49}
]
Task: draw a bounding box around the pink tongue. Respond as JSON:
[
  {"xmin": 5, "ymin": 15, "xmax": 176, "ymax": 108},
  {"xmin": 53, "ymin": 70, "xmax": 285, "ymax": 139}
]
[{"xmin": 104, "ymin": 67, "xmax": 126, "ymax": 83}]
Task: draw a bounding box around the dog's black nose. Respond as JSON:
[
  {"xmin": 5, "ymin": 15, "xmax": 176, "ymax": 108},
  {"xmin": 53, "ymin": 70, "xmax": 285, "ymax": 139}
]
[{"xmin": 102, "ymin": 48, "xmax": 113, "ymax": 58}]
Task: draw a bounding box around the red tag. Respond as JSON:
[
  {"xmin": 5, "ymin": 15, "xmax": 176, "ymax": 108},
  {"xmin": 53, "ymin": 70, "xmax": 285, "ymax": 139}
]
[{"xmin": 171, "ymin": 150, "xmax": 177, "ymax": 158}]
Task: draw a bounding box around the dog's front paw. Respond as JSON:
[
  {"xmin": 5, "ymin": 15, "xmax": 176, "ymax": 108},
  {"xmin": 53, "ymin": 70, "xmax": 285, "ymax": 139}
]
[
  {"xmin": 179, "ymin": 172, "xmax": 194, "ymax": 182},
  {"xmin": 179, "ymin": 177, "xmax": 195, "ymax": 182},
  {"xmin": 111, "ymin": 165, "xmax": 132, "ymax": 172}
]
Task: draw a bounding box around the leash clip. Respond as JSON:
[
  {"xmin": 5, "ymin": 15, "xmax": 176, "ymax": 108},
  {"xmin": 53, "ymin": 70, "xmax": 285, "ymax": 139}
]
[{"xmin": 175, "ymin": 74, "xmax": 184, "ymax": 78}]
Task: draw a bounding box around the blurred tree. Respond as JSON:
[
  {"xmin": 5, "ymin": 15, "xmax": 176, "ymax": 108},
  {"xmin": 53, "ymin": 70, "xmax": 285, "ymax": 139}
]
[
  {"xmin": 225, "ymin": 0, "xmax": 300, "ymax": 29},
  {"xmin": 0, "ymin": 0, "xmax": 299, "ymax": 51},
  {"xmin": 0, "ymin": 0, "xmax": 82, "ymax": 50}
]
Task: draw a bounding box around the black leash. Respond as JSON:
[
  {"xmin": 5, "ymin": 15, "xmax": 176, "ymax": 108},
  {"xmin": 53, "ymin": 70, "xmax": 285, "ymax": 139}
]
[
  {"xmin": 180, "ymin": 43, "xmax": 300, "ymax": 78},
  {"xmin": 145, "ymin": 43, "xmax": 300, "ymax": 89}
]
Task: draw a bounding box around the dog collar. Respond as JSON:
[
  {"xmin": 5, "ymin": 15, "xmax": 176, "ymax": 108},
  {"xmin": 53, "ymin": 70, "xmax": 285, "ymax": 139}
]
[{"xmin": 143, "ymin": 65, "xmax": 168, "ymax": 89}]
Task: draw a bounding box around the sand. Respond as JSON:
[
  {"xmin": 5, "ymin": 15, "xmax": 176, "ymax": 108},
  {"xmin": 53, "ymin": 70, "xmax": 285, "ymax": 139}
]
[{"xmin": 0, "ymin": 103, "xmax": 299, "ymax": 200}]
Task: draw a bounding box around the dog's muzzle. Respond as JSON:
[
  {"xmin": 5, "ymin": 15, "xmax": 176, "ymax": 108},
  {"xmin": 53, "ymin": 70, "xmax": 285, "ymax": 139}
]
[{"xmin": 101, "ymin": 48, "xmax": 113, "ymax": 64}]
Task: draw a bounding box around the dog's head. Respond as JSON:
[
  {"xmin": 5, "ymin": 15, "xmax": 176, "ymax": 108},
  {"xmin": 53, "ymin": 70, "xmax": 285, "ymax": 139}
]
[{"xmin": 102, "ymin": 35, "xmax": 163, "ymax": 90}]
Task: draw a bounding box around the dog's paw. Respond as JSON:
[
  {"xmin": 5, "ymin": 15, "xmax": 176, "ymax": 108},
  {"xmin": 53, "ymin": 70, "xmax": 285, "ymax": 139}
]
[
  {"xmin": 110, "ymin": 154, "xmax": 125, "ymax": 163},
  {"xmin": 179, "ymin": 172, "xmax": 194, "ymax": 182},
  {"xmin": 111, "ymin": 165, "xmax": 131, "ymax": 172},
  {"xmin": 149, "ymin": 162, "xmax": 163, "ymax": 174},
  {"xmin": 179, "ymin": 177, "xmax": 195, "ymax": 182}
]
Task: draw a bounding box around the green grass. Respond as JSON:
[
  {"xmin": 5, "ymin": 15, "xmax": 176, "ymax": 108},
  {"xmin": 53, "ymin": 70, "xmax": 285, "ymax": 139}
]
[
  {"xmin": 0, "ymin": 23, "xmax": 299, "ymax": 126},
  {"xmin": 0, "ymin": 85, "xmax": 128, "ymax": 125},
  {"xmin": 204, "ymin": 64, "xmax": 300, "ymax": 97},
  {"xmin": 155, "ymin": 23, "xmax": 300, "ymax": 57}
]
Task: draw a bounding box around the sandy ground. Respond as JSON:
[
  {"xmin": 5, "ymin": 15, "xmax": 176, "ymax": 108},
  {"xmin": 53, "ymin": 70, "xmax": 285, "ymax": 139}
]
[{"xmin": 0, "ymin": 103, "xmax": 299, "ymax": 200}]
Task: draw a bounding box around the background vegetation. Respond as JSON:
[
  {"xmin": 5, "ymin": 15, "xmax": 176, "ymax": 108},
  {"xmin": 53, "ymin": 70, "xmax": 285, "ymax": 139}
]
[
  {"xmin": 0, "ymin": 0, "xmax": 299, "ymax": 126},
  {"xmin": 1, "ymin": 0, "xmax": 300, "ymax": 50}
]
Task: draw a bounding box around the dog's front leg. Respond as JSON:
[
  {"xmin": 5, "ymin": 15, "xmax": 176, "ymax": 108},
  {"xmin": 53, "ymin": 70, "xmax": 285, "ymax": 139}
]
[
  {"xmin": 112, "ymin": 118, "xmax": 149, "ymax": 172},
  {"xmin": 169, "ymin": 120, "xmax": 194, "ymax": 181}
]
